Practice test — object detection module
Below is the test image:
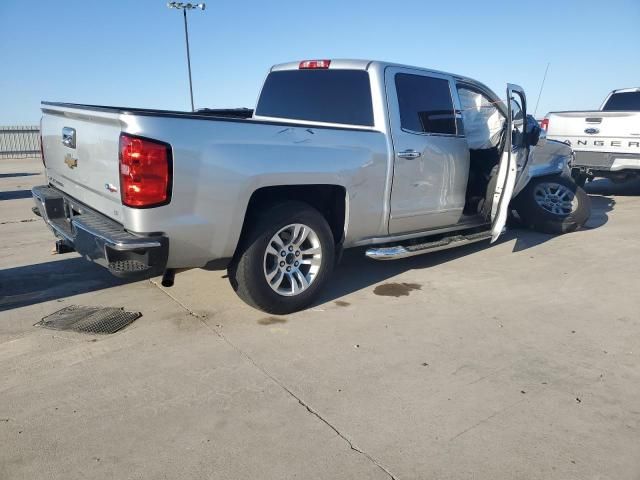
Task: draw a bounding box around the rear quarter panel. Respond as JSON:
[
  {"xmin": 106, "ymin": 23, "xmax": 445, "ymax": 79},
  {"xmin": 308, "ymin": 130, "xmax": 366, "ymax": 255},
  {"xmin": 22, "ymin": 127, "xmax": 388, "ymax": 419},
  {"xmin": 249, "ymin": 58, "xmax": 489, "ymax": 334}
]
[{"xmin": 120, "ymin": 116, "xmax": 389, "ymax": 267}]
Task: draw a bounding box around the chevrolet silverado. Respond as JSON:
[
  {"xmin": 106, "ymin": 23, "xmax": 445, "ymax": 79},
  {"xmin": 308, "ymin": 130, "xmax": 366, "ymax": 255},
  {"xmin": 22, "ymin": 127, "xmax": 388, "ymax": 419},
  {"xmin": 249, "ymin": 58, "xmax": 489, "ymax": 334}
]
[{"xmin": 34, "ymin": 59, "xmax": 590, "ymax": 313}]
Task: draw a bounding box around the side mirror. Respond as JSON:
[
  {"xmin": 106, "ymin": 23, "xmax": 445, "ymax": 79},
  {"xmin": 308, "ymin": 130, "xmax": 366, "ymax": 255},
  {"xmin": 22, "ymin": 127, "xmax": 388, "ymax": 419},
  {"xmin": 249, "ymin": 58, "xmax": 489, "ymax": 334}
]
[{"xmin": 525, "ymin": 114, "xmax": 546, "ymax": 147}]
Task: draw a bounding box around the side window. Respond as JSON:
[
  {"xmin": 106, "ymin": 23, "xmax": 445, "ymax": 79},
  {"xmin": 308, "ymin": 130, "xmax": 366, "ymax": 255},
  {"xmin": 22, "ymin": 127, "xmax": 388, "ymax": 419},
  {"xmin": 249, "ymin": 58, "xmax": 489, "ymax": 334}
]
[
  {"xmin": 457, "ymin": 87, "xmax": 505, "ymax": 150},
  {"xmin": 395, "ymin": 73, "xmax": 457, "ymax": 135}
]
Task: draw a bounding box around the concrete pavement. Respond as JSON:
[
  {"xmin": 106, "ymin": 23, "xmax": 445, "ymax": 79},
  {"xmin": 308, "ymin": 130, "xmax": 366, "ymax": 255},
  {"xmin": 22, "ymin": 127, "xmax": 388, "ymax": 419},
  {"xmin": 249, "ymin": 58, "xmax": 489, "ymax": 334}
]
[{"xmin": 1, "ymin": 157, "xmax": 639, "ymax": 479}]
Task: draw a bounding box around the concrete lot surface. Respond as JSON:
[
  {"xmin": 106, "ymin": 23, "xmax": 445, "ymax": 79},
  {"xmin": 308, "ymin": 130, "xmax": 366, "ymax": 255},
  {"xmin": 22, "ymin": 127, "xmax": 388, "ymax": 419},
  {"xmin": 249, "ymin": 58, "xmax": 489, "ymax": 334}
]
[{"xmin": 1, "ymin": 157, "xmax": 639, "ymax": 480}]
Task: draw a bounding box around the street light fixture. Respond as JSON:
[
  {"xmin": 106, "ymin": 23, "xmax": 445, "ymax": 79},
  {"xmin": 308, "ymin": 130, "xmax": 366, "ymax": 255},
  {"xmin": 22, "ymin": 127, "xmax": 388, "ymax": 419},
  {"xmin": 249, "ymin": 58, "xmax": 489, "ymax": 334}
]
[{"xmin": 167, "ymin": 2, "xmax": 206, "ymax": 112}]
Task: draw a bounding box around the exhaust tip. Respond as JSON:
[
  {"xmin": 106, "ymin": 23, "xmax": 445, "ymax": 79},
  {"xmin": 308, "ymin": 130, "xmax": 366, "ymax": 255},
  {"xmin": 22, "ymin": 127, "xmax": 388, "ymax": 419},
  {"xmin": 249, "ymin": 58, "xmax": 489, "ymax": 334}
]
[
  {"xmin": 161, "ymin": 269, "xmax": 175, "ymax": 288},
  {"xmin": 55, "ymin": 240, "xmax": 74, "ymax": 254}
]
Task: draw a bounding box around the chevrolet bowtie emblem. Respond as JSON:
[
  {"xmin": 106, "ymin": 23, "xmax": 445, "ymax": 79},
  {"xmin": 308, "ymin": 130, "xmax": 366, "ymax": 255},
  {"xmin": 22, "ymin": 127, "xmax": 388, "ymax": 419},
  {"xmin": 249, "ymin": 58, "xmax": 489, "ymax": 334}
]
[{"xmin": 64, "ymin": 153, "xmax": 78, "ymax": 169}]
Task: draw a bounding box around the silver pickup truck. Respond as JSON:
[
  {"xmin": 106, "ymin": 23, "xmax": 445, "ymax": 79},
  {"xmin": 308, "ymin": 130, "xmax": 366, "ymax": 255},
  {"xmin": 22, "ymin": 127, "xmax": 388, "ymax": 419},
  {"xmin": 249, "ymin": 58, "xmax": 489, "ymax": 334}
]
[
  {"xmin": 34, "ymin": 59, "xmax": 590, "ymax": 313},
  {"xmin": 544, "ymin": 88, "xmax": 640, "ymax": 186}
]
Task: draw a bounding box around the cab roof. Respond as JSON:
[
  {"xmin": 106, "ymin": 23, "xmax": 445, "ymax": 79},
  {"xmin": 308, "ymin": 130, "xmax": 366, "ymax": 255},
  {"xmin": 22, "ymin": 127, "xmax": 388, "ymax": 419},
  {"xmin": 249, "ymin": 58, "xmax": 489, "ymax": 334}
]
[
  {"xmin": 270, "ymin": 59, "xmax": 499, "ymax": 101},
  {"xmin": 271, "ymin": 58, "xmax": 459, "ymax": 78}
]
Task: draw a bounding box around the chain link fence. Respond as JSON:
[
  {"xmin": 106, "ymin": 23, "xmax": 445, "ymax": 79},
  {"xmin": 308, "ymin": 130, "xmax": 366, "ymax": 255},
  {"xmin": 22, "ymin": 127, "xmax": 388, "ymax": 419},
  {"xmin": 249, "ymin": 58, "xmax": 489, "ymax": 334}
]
[{"xmin": 0, "ymin": 126, "xmax": 41, "ymax": 159}]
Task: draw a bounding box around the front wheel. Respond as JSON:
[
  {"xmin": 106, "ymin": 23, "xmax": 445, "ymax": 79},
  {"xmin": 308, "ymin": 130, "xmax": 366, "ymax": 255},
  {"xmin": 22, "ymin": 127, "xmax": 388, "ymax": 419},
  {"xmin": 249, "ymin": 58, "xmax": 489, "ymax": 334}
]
[
  {"xmin": 514, "ymin": 176, "xmax": 591, "ymax": 234},
  {"xmin": 228, "ymin": 202, "xmax": 335, "ymax": 314}
]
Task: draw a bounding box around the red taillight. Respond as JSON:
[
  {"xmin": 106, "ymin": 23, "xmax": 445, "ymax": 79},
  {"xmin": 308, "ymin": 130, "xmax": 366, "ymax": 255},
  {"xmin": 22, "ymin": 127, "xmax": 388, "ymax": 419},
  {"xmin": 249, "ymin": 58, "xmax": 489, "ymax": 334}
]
[
  {"xmin": 299, "ymin": 59, "xmax": 331, "ymax": 69},
  {"xmin": 119, "ymin": 133, "xmax": 172, "ymax": 208},
  {"xmin": 540, "ymin": 118, "xmax": 549, "ymax": 131}
]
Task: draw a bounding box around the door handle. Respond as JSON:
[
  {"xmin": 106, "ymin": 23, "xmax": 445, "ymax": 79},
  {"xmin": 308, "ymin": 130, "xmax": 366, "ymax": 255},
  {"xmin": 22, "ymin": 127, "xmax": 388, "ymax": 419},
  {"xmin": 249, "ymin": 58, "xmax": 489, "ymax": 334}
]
[{"xmin": 397, "ymin": 150, "xmax": 421, "ymax": 159}]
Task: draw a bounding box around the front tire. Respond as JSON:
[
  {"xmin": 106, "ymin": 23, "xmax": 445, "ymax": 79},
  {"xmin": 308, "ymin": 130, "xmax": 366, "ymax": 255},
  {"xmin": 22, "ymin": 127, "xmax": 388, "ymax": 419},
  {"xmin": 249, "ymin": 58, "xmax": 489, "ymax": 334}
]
[
  {"xmin": 228, "ymin": 202, "xmax": 335, "ymax": 314},
  {"xmin": 514, "ymin": 176, "xmax": 591, "ymax": 234}
]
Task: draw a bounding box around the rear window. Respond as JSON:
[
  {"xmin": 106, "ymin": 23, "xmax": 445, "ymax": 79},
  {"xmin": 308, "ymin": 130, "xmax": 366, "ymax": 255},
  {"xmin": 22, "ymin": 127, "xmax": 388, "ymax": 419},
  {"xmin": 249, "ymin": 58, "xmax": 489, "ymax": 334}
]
[
  {"xmin": 602, "ymin": 92, "xmax": 640, "ymax": 111},
  {"xmin": 255, "ymin": 70, "xmax": 374, "ymax": 126},
  {"xmin": 395, "ymin": 73, "xmax": 457, "ymax": 135}
]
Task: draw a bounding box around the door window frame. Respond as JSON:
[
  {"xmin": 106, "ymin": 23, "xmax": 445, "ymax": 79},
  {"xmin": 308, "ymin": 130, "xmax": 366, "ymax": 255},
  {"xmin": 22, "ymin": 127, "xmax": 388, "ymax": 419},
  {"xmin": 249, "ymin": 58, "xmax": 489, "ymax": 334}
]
[
  {"xmin": 455, "ymin": 82, "xmax": 508, "ymax": 121},
  {"xmin": 455, "ymin": 83, "xmax": 508, "ymax": 149},
  {"xmin": 385, "ymin": 67, "xmax": 464, "ymax": 139}
]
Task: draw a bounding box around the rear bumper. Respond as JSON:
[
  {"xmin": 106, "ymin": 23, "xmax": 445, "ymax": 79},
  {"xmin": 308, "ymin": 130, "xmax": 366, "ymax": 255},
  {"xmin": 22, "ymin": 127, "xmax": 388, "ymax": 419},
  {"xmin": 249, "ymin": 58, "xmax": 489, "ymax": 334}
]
[
  {"xmin": 572, "ymin": 151, "xmax": 640, "ymax": 172},
  {"xmin": 32, "ymin": 185, "xmax": 168, "ymax": 278}
]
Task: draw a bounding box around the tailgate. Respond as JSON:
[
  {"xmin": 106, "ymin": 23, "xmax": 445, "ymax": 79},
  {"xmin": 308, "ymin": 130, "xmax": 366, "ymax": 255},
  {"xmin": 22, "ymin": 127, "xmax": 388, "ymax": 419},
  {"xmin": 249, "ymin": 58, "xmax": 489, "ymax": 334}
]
[
  {"xmin": 41, "ymin": 104, "xmax": 124, "ymax": 221},
  {"xmin": 546, "ymin": 111, "xmax": 640, "ymax": 154}
]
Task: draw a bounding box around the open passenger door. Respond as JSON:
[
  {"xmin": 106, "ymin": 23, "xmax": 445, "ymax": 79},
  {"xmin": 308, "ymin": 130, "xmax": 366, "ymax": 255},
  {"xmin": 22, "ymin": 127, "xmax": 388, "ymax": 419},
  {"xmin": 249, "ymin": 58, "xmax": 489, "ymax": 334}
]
[{"xmin": 490, "ymin": 84, "xmax": 529, "ymax": 242}]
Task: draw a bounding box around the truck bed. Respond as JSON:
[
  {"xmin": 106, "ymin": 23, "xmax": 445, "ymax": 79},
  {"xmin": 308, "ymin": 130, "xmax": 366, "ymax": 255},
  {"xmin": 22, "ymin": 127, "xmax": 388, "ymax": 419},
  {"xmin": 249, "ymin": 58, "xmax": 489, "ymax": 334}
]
[
  {"xmin": 544, "ymin": 110, "xmax": 640, "ymax": 167},
  {"xmin": 544, "ymin": 88, "xmax": 640, "ymax": 172},
  {"xmin": 42, "ymin": 102, "xmax": 253, "ymax": 119},
  {"xmin": 39, "ymin": 101, "xmax": 388, "ymax": 268},
  {"xmin": 41, "ymin": 102, "xmax": 375, "ymax": 131}
]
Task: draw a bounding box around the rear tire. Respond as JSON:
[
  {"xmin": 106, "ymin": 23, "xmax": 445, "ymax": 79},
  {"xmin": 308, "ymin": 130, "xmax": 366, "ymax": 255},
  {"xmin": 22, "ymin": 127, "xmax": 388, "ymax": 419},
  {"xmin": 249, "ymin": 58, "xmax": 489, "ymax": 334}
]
[
  {"xmin": 514, "ymin": 175, "xmax": 591, "ymax": 234},
  {"xmin": 228, "ymin": 201, "xmax": 335, "ymax": 314}
]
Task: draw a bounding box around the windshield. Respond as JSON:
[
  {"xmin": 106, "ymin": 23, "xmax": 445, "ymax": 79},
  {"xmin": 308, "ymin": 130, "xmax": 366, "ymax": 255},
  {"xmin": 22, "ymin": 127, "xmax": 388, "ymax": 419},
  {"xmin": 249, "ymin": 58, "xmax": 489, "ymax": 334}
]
[{"xmin": 602, "ymin": 91, "xmax": 640, "ymax": 111}]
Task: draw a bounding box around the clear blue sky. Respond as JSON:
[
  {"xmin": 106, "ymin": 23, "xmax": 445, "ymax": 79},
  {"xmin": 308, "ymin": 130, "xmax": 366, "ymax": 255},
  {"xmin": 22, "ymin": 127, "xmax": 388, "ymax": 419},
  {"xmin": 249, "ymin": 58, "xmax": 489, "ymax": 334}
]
[{"xmin": 1, "ymin": 0, "xmax": 638, "ymax": 124}]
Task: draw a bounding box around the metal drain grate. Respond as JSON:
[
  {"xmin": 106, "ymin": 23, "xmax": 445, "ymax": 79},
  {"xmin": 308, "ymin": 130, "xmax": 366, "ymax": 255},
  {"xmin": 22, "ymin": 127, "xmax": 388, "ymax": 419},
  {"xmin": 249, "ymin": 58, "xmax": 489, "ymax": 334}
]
[{"xmin": 35, "ymin": 305, "xmax": 141, "ymax": 334}]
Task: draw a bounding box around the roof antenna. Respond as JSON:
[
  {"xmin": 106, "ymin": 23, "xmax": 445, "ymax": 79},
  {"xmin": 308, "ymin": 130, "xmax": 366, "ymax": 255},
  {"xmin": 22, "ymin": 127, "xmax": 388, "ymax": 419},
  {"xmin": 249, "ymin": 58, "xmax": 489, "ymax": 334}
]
[{"xmin": 533, "ymin": 62, "xmax": 550, "ymax": 118}]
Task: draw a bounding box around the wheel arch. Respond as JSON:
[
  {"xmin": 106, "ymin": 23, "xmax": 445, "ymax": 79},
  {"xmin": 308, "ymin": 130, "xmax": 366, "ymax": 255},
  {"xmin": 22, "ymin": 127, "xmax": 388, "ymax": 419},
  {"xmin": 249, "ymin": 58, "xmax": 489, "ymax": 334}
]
[{"xmin": 236, "ymin": 184, "xmax": 347, "ymax": 254}]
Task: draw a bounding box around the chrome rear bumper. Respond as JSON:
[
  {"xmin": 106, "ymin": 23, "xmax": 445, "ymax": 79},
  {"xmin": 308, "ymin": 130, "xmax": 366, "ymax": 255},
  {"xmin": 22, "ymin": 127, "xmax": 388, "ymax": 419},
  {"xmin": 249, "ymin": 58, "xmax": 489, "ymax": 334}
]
[{"xmin": 32, "ymin": 185, "xmax": 168, "ymax": 278}]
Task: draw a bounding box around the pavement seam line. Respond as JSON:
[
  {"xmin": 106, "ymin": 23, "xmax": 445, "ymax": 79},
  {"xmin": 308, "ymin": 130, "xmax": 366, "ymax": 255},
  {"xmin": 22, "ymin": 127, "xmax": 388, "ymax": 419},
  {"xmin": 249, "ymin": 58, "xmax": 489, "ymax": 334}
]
[
  {"xmin": 149, "ymin": 279, "xmax": 398, "ymax": 480},
  {"xmin": 0, "ymin": 218, "xmax": 38, "ymax": 225},
  {"xmin": 210, "ymin": 326, "xmax": 399, "ymax": 480},
  {"xmin": 448, "ymin": 396, "xmax": 528, "ymax": 442}
]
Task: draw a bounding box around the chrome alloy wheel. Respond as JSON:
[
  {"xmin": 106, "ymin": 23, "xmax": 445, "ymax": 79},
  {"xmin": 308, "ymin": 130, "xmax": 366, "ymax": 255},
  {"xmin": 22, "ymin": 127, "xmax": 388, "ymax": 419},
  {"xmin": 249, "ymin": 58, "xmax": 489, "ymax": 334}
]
[
  {"xmin": 263, "ymin": 223, "xmax": 322, "ymax": 296},
  {"xmin": 533, "ymin": 182, "xmax": 578, "ymax": 216}
]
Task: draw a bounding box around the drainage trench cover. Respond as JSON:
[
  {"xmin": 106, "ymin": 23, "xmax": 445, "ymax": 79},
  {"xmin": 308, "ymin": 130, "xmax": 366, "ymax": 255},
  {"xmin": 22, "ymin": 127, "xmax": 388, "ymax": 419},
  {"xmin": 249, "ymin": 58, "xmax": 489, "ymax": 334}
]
[{"xmin": 35, "ymin": 305, "xmax": 141, "ymax": 334}]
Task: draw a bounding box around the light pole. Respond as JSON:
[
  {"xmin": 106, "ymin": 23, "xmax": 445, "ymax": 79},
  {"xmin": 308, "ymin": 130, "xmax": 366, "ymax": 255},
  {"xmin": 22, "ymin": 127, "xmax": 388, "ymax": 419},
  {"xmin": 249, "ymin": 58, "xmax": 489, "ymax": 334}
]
[{"xmin": 167, "ymin": 2, "xmax": 206, "ymax": 112}]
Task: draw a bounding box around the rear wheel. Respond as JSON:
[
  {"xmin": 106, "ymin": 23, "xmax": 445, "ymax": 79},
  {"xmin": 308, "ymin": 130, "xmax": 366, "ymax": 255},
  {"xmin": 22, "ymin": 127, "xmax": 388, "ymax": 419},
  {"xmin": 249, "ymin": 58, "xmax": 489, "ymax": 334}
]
[
  {"xmin": 514, "ymin": 176, "xmax": 591, "ymax": 234},
  {"xmin": 228, "ymin": 202, "xmax": 335, "ymax": 314}
]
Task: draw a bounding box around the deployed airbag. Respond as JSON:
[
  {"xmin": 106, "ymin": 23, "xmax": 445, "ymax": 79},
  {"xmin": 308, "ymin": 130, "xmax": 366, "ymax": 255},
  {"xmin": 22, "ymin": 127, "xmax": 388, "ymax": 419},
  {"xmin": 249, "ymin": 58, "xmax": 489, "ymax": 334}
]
[{"xmin": 458, "ymin": 88, "xmax": 505, "ymax": 150}]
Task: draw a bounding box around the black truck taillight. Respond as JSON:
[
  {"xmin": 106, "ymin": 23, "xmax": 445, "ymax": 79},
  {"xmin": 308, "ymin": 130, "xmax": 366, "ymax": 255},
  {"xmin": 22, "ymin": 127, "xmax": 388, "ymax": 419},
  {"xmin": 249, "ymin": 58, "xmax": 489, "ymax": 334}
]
[
  {"xmin": 119, "ymin": 133, "xmax": 172, "ymax": 208},
  {"xmin": 39, "ymin": 119, "xmax": 46, "ymax": 167},
  {"xmin": 40, "ymin": 133, "xmax": 46, "ymax": 167}
]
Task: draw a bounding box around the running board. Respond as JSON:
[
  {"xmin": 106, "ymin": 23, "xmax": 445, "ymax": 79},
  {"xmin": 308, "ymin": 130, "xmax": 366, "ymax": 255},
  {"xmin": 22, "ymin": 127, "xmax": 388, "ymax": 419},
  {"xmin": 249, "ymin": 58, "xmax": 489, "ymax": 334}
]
[{"xmin": 365, "ymin": 229, "xmax": 492, "ymax": 261}]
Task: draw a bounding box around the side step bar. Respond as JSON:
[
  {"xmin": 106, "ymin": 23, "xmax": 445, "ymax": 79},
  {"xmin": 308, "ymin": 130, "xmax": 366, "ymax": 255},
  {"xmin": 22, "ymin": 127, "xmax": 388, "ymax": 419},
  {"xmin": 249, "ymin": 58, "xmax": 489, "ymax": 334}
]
[{"xmin": 365, "ymin": 229, "xmax": 492, "ymax": 261}]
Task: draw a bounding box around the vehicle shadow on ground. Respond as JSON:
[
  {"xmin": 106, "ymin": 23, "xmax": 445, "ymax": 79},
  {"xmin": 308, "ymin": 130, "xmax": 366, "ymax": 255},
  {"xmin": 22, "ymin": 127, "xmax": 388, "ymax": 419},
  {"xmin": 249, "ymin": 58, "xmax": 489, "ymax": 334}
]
[
  {"xmin": 0, "ymin": 172, "xmax": 39, "ymax": 179},
  {"xmin": 318, "ymin": 241, "xmax": 491, "ymax": 305},
  {"xmin": 0, "ymin": 256, "xmax": 134, "ymax": 312},
  {"xmin": 0, "ymin": 189, "xmax": 33, "ymax": 201},
  {"xmin": 509, "ymin": 193, "xmax": 615, "ymax": 253},
  {"xmin": 585, "ymin": 177, "xmax": 640, "ymax": 196},
  {"xmin": 317, "ymin": 193, "xmax": 616, "ymax": 305}
]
